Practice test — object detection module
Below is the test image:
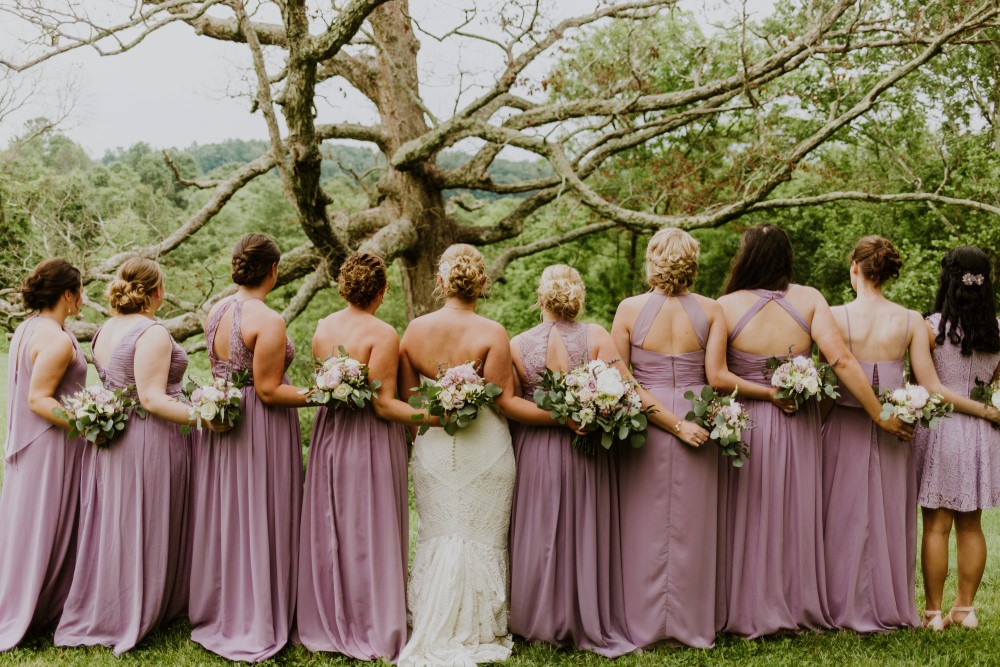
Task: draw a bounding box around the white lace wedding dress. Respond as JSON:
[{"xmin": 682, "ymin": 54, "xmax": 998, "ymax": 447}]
[{"xmin": 397, "ymin": 402, "xmax": 516, "ymax": 667}]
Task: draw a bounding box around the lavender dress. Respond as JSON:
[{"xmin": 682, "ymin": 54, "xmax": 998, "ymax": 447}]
[
  {"xmin": 716, "ymin": 289, "xmax": 831, "ymax": 637},
  {"xmin": 618, "ymin": 293, "xmax": 719, "ymax": 649},
  {"xmin": 0, "ymin": 318, "xmax": 86, "ymax": 651},
  {"xmin": 914, "ymin": 313, "xmax": 1000, "ymax": 510},
  {"xmin": 295, "ymin": 399, "xmax": 409, "ymax": 659},
  {"xmin": 55, "ymin": 320, "xmax": 191, "ymax": 654},
  {"xmin": 509, "ymin": 320, "xmax": 636, "ymax": 657},
  {"xmin": 821, "ymin": 311, "xmax": 918, "ymax": 631},
  {"xmin": 189, "ymin": 296, "xmax": 302, "ymax": 662}
]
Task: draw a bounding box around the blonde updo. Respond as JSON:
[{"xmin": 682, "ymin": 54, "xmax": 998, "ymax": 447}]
[
  {"xmin": 646, "ymin": 228, "xmax": 699, "ymax": 295},
  {"xmin": 537, "ymin": 264, "xmax": 585, "ymax": 320},
  {"xmin": 438, "ymin": 244, "xmax": 488, "ymax": 301},
  {"xmin": 105, "ymin": 257, "xmax": 163, "ymax": 315}
]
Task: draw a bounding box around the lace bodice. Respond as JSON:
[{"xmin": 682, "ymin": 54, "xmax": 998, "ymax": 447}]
[
  {"xmin": 519, "ymin": 320, "xmax": 590, "ymax": 397},
  {"xmin": 93, "ymin": 320, "xmax": 188, "ymax": 397},
  {"xmin": 927, "ymin": 313, "xmax": 1000, "ymax": 396},
  {"xmin": 205, "ymin": 296, "xmax": 295, "ymax": 383}
]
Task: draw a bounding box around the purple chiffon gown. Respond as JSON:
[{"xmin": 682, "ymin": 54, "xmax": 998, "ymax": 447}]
[
  {"xmin": 508, "ymin": 320, "xmax": 636, "ymax": 657},
  {"xmin": 618, "ymin": 293, "xmax": 719, "ymax": 649},
  {"xmin": 55, "ymin": 320, "xmax": 192, "ymax": 655},
  {"xmin": 295, "ymin": 400, "xmax": 409, "ymax": 660},
  {"xmin": 716, "ymin": 289, "xmax": 832, "ymax": 638},
  {"xmin": 821, "ymin": 312, "xmax": 918, "ymax": 631},
  {"xmin": 189, "ymin": 296, "xmax": 302, "ymax": 662},
  {"xmin": 0, "ymin": 318, "xmax": 86, "ymax": 651},
  {"xmin": 914, "ymin": 313, "xmax": 1000, "ymax": 511}
]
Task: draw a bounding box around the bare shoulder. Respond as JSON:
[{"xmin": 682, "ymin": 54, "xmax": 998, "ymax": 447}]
[
  {"xmin": 476, "ymin": 314, "xmax": 510, "ymax": 341},
  {"xmin": 790, "ymin": 283, "xmax": 825, "ymax": 303},
  {"xmin": 691, "ymin": 292, "xmax": 722, "ymax": 313},
  {"xmin": 32, "ymin": 319, "xmax": 75, "ymax": 358},
  {"xmin": 135, "ymin": 322, "xmax": 173, "ymax": 350},
  {"xmin": 243, "ymin": 299, "xmax": 282, "ymax": 323},
  {"xmin": 587, "ymin": 322, "xmax": 613, "ymax": 342},
  {"xmin": 371, "ymin": 317, "xmax": 401, "ymax": 344},
  {"xmin": 615, "ymin": 293, "xmax": 647, "ymax": 317}
]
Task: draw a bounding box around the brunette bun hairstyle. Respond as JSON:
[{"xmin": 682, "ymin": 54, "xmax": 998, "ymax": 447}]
[
  {"xmin": 646, "ymin": 228, "xmax": 699, "ymax": 295},
  {"xmin": 20, "ymin": 258, "xmax": 82, "ymax": 311},
  {"xmin": 850, "ymin": 235, "xmax": 902, "ymax": 287},
  {"xmin": 438, "ymin": 244, "xmax": 488, "ymax": 301},
  {"xmin": 723, "ymin": 224, "xmax": 794, "ymax": 294},
  {"xmin": 232, "ymin": 232, "xmax": 281, "ymax": 286},
  {"xmin": 338, "ymin": 253, "xmax": 387, "ymax": 307},
  {"xmin": 933, "ymin": 246, "xmax": 999, "ymax": 356},
  {"xmin": 105, "ymin": 257, "xmax": 163, "ymax": 315},
  {"xmin": 537, "ymin": 265, "xmax": 586, "ymax": 320}
]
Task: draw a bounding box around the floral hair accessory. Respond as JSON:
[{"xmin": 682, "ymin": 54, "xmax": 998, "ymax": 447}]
[
  {"xmin": 438, "ymin": 261, "xmax": 452, "ymax": 280},
  {"xmin": 962, "ymin": 272, "xmax": 985, "ymax": 286}
]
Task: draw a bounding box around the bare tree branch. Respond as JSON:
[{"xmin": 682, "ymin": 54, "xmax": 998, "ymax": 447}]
[{"xmin": 488, "ymin": 220, "xmax": 617, "ymax": 282}]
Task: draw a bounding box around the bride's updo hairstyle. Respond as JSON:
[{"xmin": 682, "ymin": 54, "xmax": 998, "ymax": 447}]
[
  {"xmin": 723, "ymin": 224, "xmax": 794, "ymax": 295},
  {"xmin": 438, "ymin": 244, "xmax": 488, "ymax": 301},
  {"xmin": 646, "ymin": 228, "xmax": 699, "ymax": 295},
  {"xmin": 851, "ymin": 235, "xmax": 902, "ymax": 288},
  {"xmin": 338, "ymin": 253, "xmax": 387, "ymax": 307},
  {"xmin": 20, "ymin": 259, "xmax": 82, "ymax": 311},
  {"xmin": 232, "ymin": 232, "xmax": 281, "ymax": 286},
  {"xmin": 537, "ymin": 264, "xmax": 585, "ymax": 320},
  {"xmin": 106, "ymin": 257, "xmax": 163, "ymax": 315},
  {"xmin": 933, "ymin": 246, "xmax": 999, "ymax": 356}
]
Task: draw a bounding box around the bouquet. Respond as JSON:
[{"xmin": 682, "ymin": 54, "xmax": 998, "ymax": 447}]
[
  {"xmin": 301, "ymin": 346, "xmax": 380, "ymax": 409},
  {"xmin": 182, "ymin": 370, "xmax": 248, "ymax": 434},
  {"xmin": 408, "ymin": 361, "xmax": 502, "ymax": 436},
  {"xmin": 879, "ymin": 383, "xmax": 953, "ymax": 429},
  {"xmin": 54, "ymin": 384, "xmax": 141, "ymax": 448},
  {"xmin": 766, "ymin": 352, "xmax": 839, "ymax": 413},
  {"xmin": 970, "ymin": 376, "xmax": 1000, "ymax": 430},
  {"xmin": 533, "ymin": 359, "xmax": 653, "ymax": 456},
  {"xmin": 684, "ymin": 385, "xmax": 753, "ymax": 467}
]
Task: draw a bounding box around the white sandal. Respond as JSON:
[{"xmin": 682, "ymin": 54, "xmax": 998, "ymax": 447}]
[
  {"xmin": 944, "ymin": 606, "xmax": 978, "ymax": 629},
  {"xmin": 922, "ymin": 610, "xmax": 944, "ymax": 631}
]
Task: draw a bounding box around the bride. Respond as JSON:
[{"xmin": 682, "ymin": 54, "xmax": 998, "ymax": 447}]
[{"xmin": 397, "ymin": 244, "xmax": 559, "ymax": 666}]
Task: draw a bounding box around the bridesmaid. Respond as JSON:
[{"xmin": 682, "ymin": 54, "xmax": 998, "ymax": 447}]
[
  {"xmin": 55, "ymin": 257, "xmax": 210, "ymax": 654},
  {"xmin": 612, "ymin": 229, "xmax": 743, "ymax": 648},
  {"xmin": 509, "ymin": 264, "xmax": 637, "ymax": 656},
  {"xmin": 189, "ymin": 232, "xmax": 309, "ymax": 662},
  {"xmin": 296, "ymin": 253, "xmax": 429, "ymax": 661},
  {"xmin": 821, "ymin": 237, "xmax": 1000, "ymax": 633},
  {"xmin": 914, "ymin": 246, "xmax": 1000, "ymax": 630},
  {"xmin": 710, "ymin": 224, "xmax": 912, "ymax": 639},
  {"xmin": 0, "ymin": 260, "xmax": 85, "ymax": 651}
]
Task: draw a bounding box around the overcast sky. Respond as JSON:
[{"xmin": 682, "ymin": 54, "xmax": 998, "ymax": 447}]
[{"xmin": 0, "ymin": 0, "xmax": 776, "ymax": 157}]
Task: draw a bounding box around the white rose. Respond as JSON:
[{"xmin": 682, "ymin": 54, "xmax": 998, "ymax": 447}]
[
  {"xmin": 594, "ymin": 369, "xmax": 625, "ymax": 400},
  {"xmin": 802, "ymin": 375, "xmax": 819, "ymax": 395},
  {"xmin": 228, "ymin": 388, "xmax": 242, "ymax": 400},
  {"xmin": 906, "ymin": 385, "xmax": 930, "ymax": 410},
  {"xmin": 343, "ymin": 358, "xmax": 362, "ymax": 369},
  {"xmin": 332, "ymin": 383, "xmax": 353, "ymax": 401},
  {"xmin": 587, "ymin": 359, "xmax": 608, "ymax": 374},
  {"xmin": 991, "ymin": 392, "xmax": 1000, "ymax": 410},
  {"xmin": 203, "ymin": 386, "xmax": 225, "ymax": 403},
  {"xmin": 199, "ymin": 402, "xmax": 219, "ymax": 421},
  {"xmin": 578, "ymin": 407, "xmax": 595, "ymax": 425},
  {"xmin": 891, "ymin": 388, "xmax": 909, "ymax": 405}
]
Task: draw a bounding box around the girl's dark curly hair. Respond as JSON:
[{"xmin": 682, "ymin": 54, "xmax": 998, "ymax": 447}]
[{"xmin": 933, "ymin": 246, "xmax": 1000, "ymax": 356}]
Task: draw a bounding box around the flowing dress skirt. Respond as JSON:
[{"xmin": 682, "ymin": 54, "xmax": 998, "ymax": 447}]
[
  {"xmin": 295, "ymin": 405, "xmax": 409, "ymax": 660},
  {"xmin": 509, "ymin": 424, "xmax": 635, "ymax": 656},
  {"xmin": 189, "ymin": 388, "xmax": 302, "ymax": 662},
  {"xmin": 54, "ymin": 417, "xmax": 190, "ymax": 654}
]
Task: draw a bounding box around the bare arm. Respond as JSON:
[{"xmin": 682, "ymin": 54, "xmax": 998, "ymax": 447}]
[
  {"xmin": 133, "ymin": 326, "xmax": 200, "ymax": 426},
  {"xmin": 368, "ymin": 327, "xmax": 433, "ymax": 426},
  {"xmin": 249, "ymin": 310, "xmax": 310, "ymax": 408},
  {"xmin": 27, "ymin": 331, "xmax": 76, "ymax": 430},
  {"xmin": 487, "ymin": 326, "xmax": 557, "ymax": 426},
  {"xmin": 610, "ymin": 301, "xmax": 634, "ymax": 368},
  {"xmin": 704, "ymin": 301, "xmax": 786, "ymax": 404}
]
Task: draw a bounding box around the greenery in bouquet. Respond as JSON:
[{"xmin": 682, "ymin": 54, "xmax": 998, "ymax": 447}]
[
  {"xmin": 54, "ymin": 384, "xmax": 142, "ymax": 448},
  {"xmin": 765, "ymin": 351, "xmax": 839, "ymax": 413},
  {"xmin": 302, "ymin": 346, "xmax": 381, "ymax": 409},
  {"xmin": 684, "ymin": 385, "xmax": 753, "ymax": 467},
  {"xmin": 181, "ymin": 369, "xmax": 249, "ymax": 435},
  {"xmin": 408, "ymin": 361, "xmax": 502, "ymax": 436}
]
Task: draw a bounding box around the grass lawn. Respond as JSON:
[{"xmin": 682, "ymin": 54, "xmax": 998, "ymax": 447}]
[{"xmin": 2, "ymin": 353, "xmax": 1000, "ymax": 665}]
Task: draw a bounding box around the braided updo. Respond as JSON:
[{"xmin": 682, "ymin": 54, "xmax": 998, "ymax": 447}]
[
  {"xmin": 537, "ymin": 265, "xmax": 585, "ymax": 320},
  {"xmin": 106, "ymin": 257, "xmax": 163, "ymax": 315},
  {"xmin": 850, "ymin": 235, "xmax": 902, "ymax": 287},
  {"xmin": 933, "ymin": 246, "xmax": 999, "ymax": 356},
  {"xmin": 20, "ymin": 258, "xmax": 82, "ymax": 311},
  {"xmin": 438, "ymin": 244, "xmax": 488, "ymax": 301},
  {"xmin": 338, "ymin": 253, "xmax": 387, "ymax": 307},
  {"xmin": 646, "ymin": 227, "xmax": 699, "ymax": 294},
  {"xmin": 232, "ymin": 233, "xmax": 281, "ymax": 286}
]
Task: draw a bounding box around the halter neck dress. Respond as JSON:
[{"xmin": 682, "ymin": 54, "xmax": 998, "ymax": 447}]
[
  {"xmin": 617, "ymin": 293, "xmax": 720, "ymax": 648},
  {"xmin": 55, "ymin": 319, "xmax": 191, "ymax": 654},
  {"xmin": 0, "ymin": 317, "xmax": 86, "ymax": 650},
  {"xmin": 189, "ymin": 296, "xmax": 302, "ymax": 662},
  {"xmin": 716, "ymin": 289, "xmax": 832, "ymax": 637},
  {"xmin": 508, "ymin": 320, "xmax": 636, "ymax": 656},
  {"xmin": 295, "ymin": 342, "xmax": 409, "ymax": 660}
]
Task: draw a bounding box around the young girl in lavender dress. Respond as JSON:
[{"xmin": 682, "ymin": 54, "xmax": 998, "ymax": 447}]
[
  {"xmin": 509, "ymin": 265, "xmax": 639, "ymax": 656},
  {"xmin": 711, "ymin": 225, "xmax": 912, "ymax": 638},
  {"xmin": 56, "ymin": 258, "xmax": 217, "ymax": 655},
  {"xmin": 296, "ymin": 253, "xmax": 430, "ymax": 662},
  {"xmin": 0, "ymin": 260, "xmax": 85, "ymax": 651},
  {"xmin": 915, "ymin": 246, "xmax": 1000, "ymax": 631},
  {"xmin": 189, "ymin": 233, "xmax": 310, "ymax": 662},
  {"xmin": 822, "ymin": 237, "xmax": 1000, "ymax": 633}
]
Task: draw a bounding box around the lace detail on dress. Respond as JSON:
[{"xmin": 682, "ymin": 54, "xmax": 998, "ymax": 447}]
[
  {"xmin": 520, "ymin": 321, "xmax": 590, "ymax": 397},
  {"xmin": 205, "ymin": 297, "xmax": 295, "ymax": 383}
]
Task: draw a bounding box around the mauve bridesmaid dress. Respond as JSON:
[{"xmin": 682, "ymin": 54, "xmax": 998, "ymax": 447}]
[
  {"xmin": 189, "ymin": 296, "xmax": 302, "ymax": 662},
  {"xmin": 0, "ymin": 318, "xmax": 86, "ymax": 650},
  {"xmin": 55, "ymin": 320, "xmax": 191, "ymax": 654}
]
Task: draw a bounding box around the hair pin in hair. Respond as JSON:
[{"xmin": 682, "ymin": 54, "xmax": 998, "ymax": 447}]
[
  {"xmin": 962, "ymin": 272, "xmax": 985, "ymax": 286},
  {"xmin": 438, "ymin": 261, "xmax": 452, "ymax": 280}
]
